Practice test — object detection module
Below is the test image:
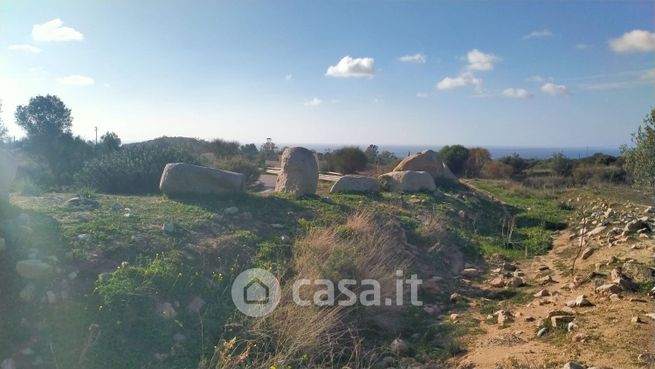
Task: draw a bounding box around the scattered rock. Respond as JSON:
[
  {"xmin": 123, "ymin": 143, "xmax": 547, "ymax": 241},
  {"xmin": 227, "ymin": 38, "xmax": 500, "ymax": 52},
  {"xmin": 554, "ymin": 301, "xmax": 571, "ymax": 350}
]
[
  {"xmin": 378, "ymin": 170, "xmax": 436, "ymax": 193},
  {"xmin": 638, "ymin": 353, "xmax": 655, "ymax": 363},
  {"xmin": 0, "ymin": 358, "xmax": 16, "ymax": 369},
  {"xmin": 506, "ymin": 276, "xmax": 525, "ymax": 288},
  {"xmin": 157, "ymin": 302, "xmax": 177, "ymax": 319},
  {"xmin": 223, "ymin": 207, "xmax": 239, "ymax": 216},
  {"xmin": 460, "ymin": 268, "xmax": 479, "ymax": 277},
  {"xmin": 502, "ymin": 262, "xmax": 517, "ymax": 271},
  {"xmin": 551, "ymin": 315, "xmax": 575, "ymax": 328},
  {"xmin": 534, "ymin": 289, "xmax": 550, "ymax": 297},
  {"xmin": 587, "ymin": 225, "xmax": 607, "ymax": 236},
  {"xmin": 275, "ymin": 147, "xmax": 319, "ymax": 195},
  {"xmin": 330, "ymin": 175, "xmax": 380, "ymax": 193},
  {"xmin": 390, "ymin": 338, "xmax": 409, "ymax": 355},
  {"xmin": 568, "ymin": 295, "xmax": 593, "ymax": 307},
  {"xmin": 160, "ymin": 162, "xmax": 245, "ymax": 196},
  {"xmin": 16, "ymin": 260, "xmax": 53, "ymax": 279},
  {"xmin": 65, "ymin": 197, "xmax": 100, "ymax": 209},
  {"xmin": 562, "ymin": 362, "xmax": 585, "ymax": 369},
  {"xmin": 450, "ymin": 292, "xmax": 461, "ymax": 302},
  {"xmin": 538, "ymin": 275, "xmax": 555, "ymax": 285},
  {"xmin": 581, "ymin": 247, "xmax": 595, "ymax": 260},
  {"xmin": 631, "ymin": 315, "xmax": 644, "ymax": 324},
  {"xmin": 489, "ymin": 276, "xmax": 505, "ymax": 288},
  {"xmin": 595, "ymin": 283, "xmax": 622, "ymax": 295},
  {"xmin": 567, "ymin": 322, "xmax": 577, "ymax": 332},
  {"xmin": 536, "ymin": 327, "xmax": 548, "ymax": 337}
]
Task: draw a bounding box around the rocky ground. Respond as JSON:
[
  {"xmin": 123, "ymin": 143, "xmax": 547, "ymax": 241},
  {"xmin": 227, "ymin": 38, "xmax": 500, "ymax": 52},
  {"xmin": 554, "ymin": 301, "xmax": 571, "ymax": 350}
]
[{"xmin": 452, "ymin": 196, "xmax": 655, "ymax": 369}]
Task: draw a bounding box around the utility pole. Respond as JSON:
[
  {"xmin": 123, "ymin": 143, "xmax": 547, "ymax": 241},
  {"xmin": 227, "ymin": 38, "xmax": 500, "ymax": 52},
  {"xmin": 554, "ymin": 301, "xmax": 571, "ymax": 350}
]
[{"xmin": 95, "ymin": 126, "xmax": 98, "ymax": 145}]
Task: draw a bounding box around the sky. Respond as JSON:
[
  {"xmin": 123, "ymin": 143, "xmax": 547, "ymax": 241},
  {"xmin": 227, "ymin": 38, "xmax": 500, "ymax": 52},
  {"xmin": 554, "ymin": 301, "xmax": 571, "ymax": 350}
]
[{"xmin": 1, "ymin": 0, "xmax": 654, "ymax": 148}]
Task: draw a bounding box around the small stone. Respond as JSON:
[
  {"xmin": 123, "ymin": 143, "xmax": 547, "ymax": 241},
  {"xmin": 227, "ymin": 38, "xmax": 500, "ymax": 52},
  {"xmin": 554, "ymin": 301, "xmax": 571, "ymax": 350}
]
[
  {"xmin": 581, "ymin": 247, "xmax": 594, "ymax": 260},
  {"xmin": 538, "ymin": 275, "xmax": 555, "ymax": 285},
  {"xmin": 502, "ymin": 262, "xmax": 517, "ymax": 271},
  {"xmin": 595, "ymin": 283, "xmax": 622, "ymax": 295},
  {"xmin": 390, "ymin": 338, "xmax": 409, "ymax": 355},
  {"xmin": 1, "ymin": 358, "xmax": 16, "ymax": 369},
  {"xmin": 525, "ymin": 316, "xmax": 536, "ymax": 322},
  {"xmin": 562, "ymin": 362, "xmax": 585, "ymax": 369},
  {"xmin": 450, "ymin": 292, "xmax": 461, "ymax": 302},
  {"xmin": 16, "ymin": 260, "xmax": 53, "ymax": 279},
  {"xmin": 460, "ymin": 268, "xmax": 479, "ymax": 277},
  {"xmin": 536, "ymin": 327, "xmax": 547, "ymax": 337},
  {"xmin": 489, "ymin": 276, "xmax": 505, "ymax": 288},
  {"xmin": 186, "ymin": 296, "xmax": 206, "ymax": 313},
  {"xmin": 46, "ymin": 291, "xmax": 57, "ymax": 304},
  {"xmin": 162, "ymin": 223, "xmax": 176, "ymax": 234},
  {"xmin": 534, "ymin": 289, "xmax": 550, "ymax": 297},
  {"xmin": 157, "ymin": 302, "xmax": 177, "ymax": 319},
  {"xmin": 574, "ymin": 295, "xmax": 593, "ymax": 307},
  {"xmin": 551, "ymin": 315, "xmax": 575, "ymax": 328},
  {"xmin": 631, "ymin": 316, "xmax": 644, "ymax": 324},
  {"xmin": 567, "ymin": 322, "xmax": 577, "ymax": 332},
  {"xmin": 538, "ymin": 265, "xmax": 550, "ymax": 271},
  {"xmin": 77, "ymin": 233, "xmax": 91, "ymax": 241},
  {"xmin": 449, "ymin": 313, "xmax": 460, "ymax": 321},
  {"xmin": 224, "ymin": 207, "xmax": 239, "ymax": 216},
  {"xmin": 507, "ymin": 276, "xmax": 525, "ymax": 288}
]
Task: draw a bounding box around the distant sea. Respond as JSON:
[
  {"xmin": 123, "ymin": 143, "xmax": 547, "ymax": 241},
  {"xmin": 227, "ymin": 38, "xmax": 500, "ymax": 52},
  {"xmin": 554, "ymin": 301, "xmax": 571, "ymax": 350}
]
[{"xmin": 293, "ymin": 144, "xmax": 621, "ymax": 160}]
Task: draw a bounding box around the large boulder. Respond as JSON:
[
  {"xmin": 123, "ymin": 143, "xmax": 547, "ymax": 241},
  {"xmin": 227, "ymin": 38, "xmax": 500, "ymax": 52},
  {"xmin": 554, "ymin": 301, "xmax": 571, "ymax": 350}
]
[
  {"xmin": 393, "ymin": 150, "xmax": 457, "ymax": 181},
  {"xmin": 159, "ymin": 163, "xmax": 244, "ymax": 195},
  {"xmin": 0, "ymin": 149, "xmax": 17, "ymax": 201},
  {"xmin": 330, "ymin": 175, "xmax": 380, "ymax": 194},
  {"xmin": 378, "ymin": 171, "xmax": 436, "ymax": 193},
  {"xmin": 275, "ymin": 147, "xmax": 318, "ymax": 195}
]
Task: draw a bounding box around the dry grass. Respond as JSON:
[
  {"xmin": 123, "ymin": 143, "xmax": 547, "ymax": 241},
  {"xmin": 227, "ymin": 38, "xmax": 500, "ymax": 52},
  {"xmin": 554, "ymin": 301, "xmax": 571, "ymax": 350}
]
[{"xmin": 211, "ymin": 211, "xmax": 412, "ymax": 369}]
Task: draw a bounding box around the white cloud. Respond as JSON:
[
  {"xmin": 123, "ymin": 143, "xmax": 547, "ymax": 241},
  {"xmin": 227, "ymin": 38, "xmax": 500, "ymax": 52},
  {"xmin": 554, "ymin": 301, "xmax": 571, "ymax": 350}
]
[
  {"xmin": 523, "ymin": 29, "xmax": 553, "ymax": 40},
  {"xmin": 416, "ymin": 92, "xmax": 428, "ymax": 98},
  {"xmin": 502, "ymin": 88, "xmax": 533, "ymax": 99},
  {"xmin": 527, "ymin": 75, "xmax": 545, "ymax": 83},
  {"xmin": 8, "ymin": 44, "xmax": 42, "ymax": 53},
  {"xmin": 642, "ymin": 68, "xmax": 655, "ymax": 80},
  {"xmin": 609, "ymin": 29, "xmax": 655, "ymax": 53},
  {"xmin": 576, "ymin": 43, "xmax": 593, "ymax": 50},
  {"xmin": 466, "ymin": 49, "xmax": 501, "ymax": 71},
  {"xmin": 325, "ymin": 56, "xmax": 375, "ymax": 78},
  {"xmin": 284, "ymin": 74, "xmax": 293, "ymax": 81},
  {"xmin": 304, "ymin": 97, "xmax": 322, "ymax": 107},
  {"xmin": 32, "ymin": 19, "xmax": 83, "ymax": 42},
  {"xmin": 56, "ymin": 74, "xmax": 94, "ymax": 86},
  {"xmin": 541, "ymin": 82, "xmax": 569, "ymax": 96},
  {"xmin": 398, "ymin": 53, "xmax": 426, "ymax": 64},
  {"xmin": 437, "ymin": 71, "xmax": 482, "ymax": 90}
]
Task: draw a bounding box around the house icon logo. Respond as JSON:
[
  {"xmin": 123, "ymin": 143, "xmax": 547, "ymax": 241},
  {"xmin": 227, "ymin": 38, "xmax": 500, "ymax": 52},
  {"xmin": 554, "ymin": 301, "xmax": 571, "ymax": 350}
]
[
  {"xmin": 231, "ymin": 268, "xmax": 281, "ymax": 317},
  {"xmin": 244, "ymin": 277, "xmax": 270, "ymax": 304}
]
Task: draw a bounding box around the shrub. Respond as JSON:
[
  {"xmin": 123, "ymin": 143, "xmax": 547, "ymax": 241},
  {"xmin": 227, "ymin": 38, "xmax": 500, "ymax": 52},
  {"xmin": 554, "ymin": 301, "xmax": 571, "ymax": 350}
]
[
  {"xmin": 439, "ymin": 145, "xmax": 469, "ymax": 176},
  {"xmin": 622, "ymin": 108, "xmax": 655, "ymax": 189},
  {"xmin": 76, "ymin": 144, "xmax": 199, "ymax": 194},
  {"xmin": 481, "ymin": 160, "xmax": 513, "ymax": 179},
  {"xmin": 215, "ymin": 157, "xmax": 261, "ymax": 186},
  {"xmin": 549, "ymin": 153, "xmax": 574, "ymax": 177},
  {"xmin": 326, "ymin": 147, "xmax": 368, "ymax": 174},
  {"xmin": 572, "ymin": 165, "xmax": 626, "ymax": 185}
]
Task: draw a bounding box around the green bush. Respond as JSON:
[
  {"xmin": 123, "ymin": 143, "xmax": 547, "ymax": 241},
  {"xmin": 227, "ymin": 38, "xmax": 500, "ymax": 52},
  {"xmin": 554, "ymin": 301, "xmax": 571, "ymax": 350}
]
[
  {"xmin": 216, "ymin": 156, "xmax": 261, "ymax": 186},
  {"xmin": 572, "ymin": 165, "xmax": 626, "ymax": 185},
  {"xmin": 76, "ymin": 144, "xmax": 199, "ymax": 194},
  {"xmin": 325, "ymin": 147, "xmax": 368, "ymax": 174}
]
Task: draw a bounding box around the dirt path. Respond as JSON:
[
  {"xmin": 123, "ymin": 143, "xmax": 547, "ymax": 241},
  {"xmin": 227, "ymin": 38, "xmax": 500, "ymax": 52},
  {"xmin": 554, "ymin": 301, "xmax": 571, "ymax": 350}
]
[{"xmin": 458, "ymin": 231, "xmax": 655, "ymax": 369}]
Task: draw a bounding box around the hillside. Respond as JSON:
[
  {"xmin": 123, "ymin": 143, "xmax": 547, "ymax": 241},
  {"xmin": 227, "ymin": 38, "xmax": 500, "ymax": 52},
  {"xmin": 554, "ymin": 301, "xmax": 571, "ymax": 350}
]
[{"xmin": 1, "ymin": 181, "xmax": 653, "ymax": 369}]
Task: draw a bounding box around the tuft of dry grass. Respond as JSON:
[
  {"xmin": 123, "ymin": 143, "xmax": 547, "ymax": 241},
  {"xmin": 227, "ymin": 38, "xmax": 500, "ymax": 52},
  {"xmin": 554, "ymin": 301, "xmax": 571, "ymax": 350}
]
[{"xmin": 211, "ymin": 211, "xmax": 412, "ymax": 369}]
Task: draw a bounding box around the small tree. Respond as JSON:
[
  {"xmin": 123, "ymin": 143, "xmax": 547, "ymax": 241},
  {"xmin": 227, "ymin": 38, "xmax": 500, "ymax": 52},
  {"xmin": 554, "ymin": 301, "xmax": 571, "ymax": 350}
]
[
  {"xmin": 240, "ymin": 143, "xmax": 259, "ymax": 160},
  {"xmin": 622, "ymin": 108, "xmax": 655, "ymax": 189},
  {"xmin": 439, "ymin": 145, "xmax": 470, "ymax": 176},
  {"xmin": 550, "ymin": 153, "xmax": 574, "ymax": 177},
  {"xmin": 466, "ymin": 147, "xmax": 491, "ymax": 177},
  {"xmin": 100, "ymin": 131, "xmax": 122, "ymax": 152},
  {"xmin": 210, "ymin": 138, "xmax": 240, "ymax": 158},
  {"xmin": 15, "ymin": 95, "xmax": 72, "ymax": 139},
  {"xmin": 327, "ymin": 147, "xmax": 368, "ymax": 174},
  {"xmin": 364, "ymin": 144, "xmax": 379, "ymax": 163}
]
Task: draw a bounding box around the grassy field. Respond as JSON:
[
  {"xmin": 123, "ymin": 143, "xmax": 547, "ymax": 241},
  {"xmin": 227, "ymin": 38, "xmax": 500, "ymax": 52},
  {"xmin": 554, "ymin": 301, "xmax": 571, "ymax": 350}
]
[{"xmin": 1, "ymin": 179, "xmax": 580, "ymax": 369}]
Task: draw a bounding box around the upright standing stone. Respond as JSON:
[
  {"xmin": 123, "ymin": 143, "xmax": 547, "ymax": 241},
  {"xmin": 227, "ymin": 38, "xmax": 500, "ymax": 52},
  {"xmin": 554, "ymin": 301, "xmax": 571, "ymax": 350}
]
[
  {"xmin": 0, "ymin": 149, "xmax": 16, "ymax": 201},
  {"xmin": 275, "ymin": 147, "xmax": 318, "ymax": 195}
]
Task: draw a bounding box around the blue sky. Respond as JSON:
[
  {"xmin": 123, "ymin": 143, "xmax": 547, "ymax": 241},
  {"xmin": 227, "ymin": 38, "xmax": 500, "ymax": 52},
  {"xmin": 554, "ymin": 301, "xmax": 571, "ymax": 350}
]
[{"xmin": 1, "ymin": 0, "xmax": 653, "ymax": 147}]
